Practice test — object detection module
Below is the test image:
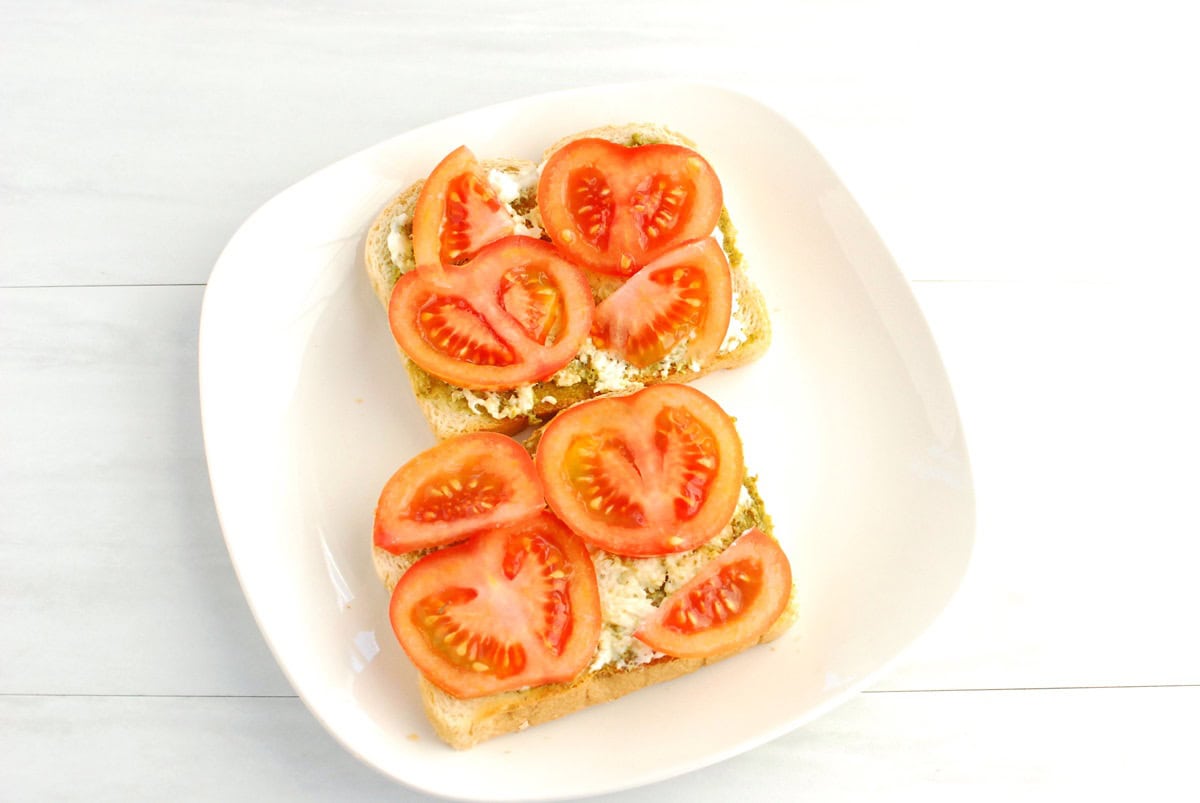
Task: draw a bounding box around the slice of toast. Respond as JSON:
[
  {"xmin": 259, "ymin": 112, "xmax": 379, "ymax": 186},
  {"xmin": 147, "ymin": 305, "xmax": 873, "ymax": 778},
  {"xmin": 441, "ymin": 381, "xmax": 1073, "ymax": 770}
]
[
  {"xmin": 363, "ymin": 123, "xmax": 772, "ymax": 440},
  {"xmin": 373, "ymin": 472, "xmax": 795, "ymax": 749}
]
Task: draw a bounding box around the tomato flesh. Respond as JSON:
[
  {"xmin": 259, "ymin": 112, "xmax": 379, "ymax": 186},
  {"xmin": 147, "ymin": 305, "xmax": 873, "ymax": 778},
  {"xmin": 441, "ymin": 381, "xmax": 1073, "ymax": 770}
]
[
  {"xmin": 389, "ymin": 236, "xmax": 594, "ymax": 390},
  {"xmin": 535, "ymin": 384, "xmax": 744, "ymax": 556},
  {"xmin": 388, "ymin": 511, "xmax": 602, "ymax": 698},
  {"xmin": 412, "ymin": 145, "xmax": 515, "ymax": 268},
  {"xmin": 635, "ymin": 527, "xmax": 792, "ymax": 659},
  {"xmin": 538, "ymin": 138, "xmax": 724, "ymax": 276},
  {"xmin": 591, "ymin": 237, "xmax": 732, "ymax": 368},
  {"xmin": 374, "ymin": 432, "xmax": 545, "ymax": 554}
]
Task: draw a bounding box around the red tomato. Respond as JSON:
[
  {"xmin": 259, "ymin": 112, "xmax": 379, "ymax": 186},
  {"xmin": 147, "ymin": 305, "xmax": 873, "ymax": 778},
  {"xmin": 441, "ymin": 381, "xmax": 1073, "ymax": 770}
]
[
  {"xmin": 537, "ymin": 138, "xmax": 724, "ymax": 276},
  {"xmin": 412, "ymin": 146, "xmax": 515, "ymax": 267},
  {"xmin": 590, "ymin": 237, "xmax": 732, "ymax": 369},
  {"xmin": 535, "ymin": 384, "xmax": 744, "ymax": 557},
  {"xmin": 635, "ymin": 527, "xmax": 792, "ymax": 659},
  {"xmin": 373, "ymin": 433, "xmax": 546, "ymax": 555},
  {"xmin": 388, "ymin": 236, "xmax": 594, "ymax": 390},
  {"xmin": 388, "ymin": 511, "xmax": 602, "ymax": 698}
]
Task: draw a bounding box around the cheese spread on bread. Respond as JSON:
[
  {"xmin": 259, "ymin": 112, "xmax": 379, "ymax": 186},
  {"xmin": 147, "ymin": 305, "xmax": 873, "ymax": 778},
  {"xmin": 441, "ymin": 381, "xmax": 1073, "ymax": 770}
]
[
  {"xmin": 459, "ymin": 384, "xmax": 537, "ymax": 419},
  {"xmin": 449, "ymin": 333, "xmax": 712, "ymax": 418},
  {"xmin": 487, "ymin": 166, "xmax": 543, "ymax": 238},
  {"xmin": 386, "ymin": 213, "xmax": 412, "ymax": 268},
  {"xmin": 719, "ymin": 291, "xmax": 749, "ymax": 354},
  {"xmin": 589, "ymin": 484, "xmax": 756, "ymax": 670}
]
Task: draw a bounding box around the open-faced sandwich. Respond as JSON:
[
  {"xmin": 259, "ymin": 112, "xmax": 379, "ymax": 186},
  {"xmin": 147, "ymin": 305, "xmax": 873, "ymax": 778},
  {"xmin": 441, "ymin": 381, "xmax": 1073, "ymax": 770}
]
[
  {"xmin": 371, "ymin": 384, "xmax": 795, "ymax": 748},
  {"xmin": 364, "ymin": 123, "xmax": 771, "ymax": 440}
]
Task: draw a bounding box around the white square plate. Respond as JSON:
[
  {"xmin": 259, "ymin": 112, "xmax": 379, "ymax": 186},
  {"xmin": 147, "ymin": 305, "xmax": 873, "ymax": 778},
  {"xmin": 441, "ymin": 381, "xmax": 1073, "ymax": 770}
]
[{"xmin": 199, "ymin": 81, "xmax": 974, "ymax": 801}]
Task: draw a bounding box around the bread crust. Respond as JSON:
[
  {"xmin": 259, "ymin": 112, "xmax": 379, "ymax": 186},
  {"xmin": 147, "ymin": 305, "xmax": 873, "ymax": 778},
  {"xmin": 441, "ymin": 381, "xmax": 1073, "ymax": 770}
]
[{"xmin": 363, "ymin": 124, "xmax": 771, "ymax": 441}]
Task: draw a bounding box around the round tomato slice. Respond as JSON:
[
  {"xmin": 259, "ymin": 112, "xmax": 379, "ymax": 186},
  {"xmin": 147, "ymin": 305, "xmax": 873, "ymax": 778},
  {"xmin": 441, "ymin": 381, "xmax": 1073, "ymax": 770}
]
[
  {"xmin": 535, "ymin": 384, "xmax": 743, "ymax": 557},
  {"xmin": 635, "ymin": 527, "xmax": 792, "ymax": 659},
  {"xmin": 373, "ymin": 432, "xmax": 545, "ymax": 555},
  {"xmin": 389, "ymin": 236, "xmax": 594, "ymax": 390},
  {"xmin": 591, "ymin": 238, "xmax": 732, "ymax": 369},
  {"xmin": 538, "ymin": 138, "xmax": 724, "ymax": 276},
  {"xmin": 412, "ymin": 145, "xmax": 515, "ymax": 268},
  {"xmin": 388, "ymin": 510, "xmax": 602, "ymax": 698}
]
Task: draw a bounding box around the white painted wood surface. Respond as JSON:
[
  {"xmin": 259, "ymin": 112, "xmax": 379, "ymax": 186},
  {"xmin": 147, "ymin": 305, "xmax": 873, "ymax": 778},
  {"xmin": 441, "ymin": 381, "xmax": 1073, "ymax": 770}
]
[{"xmin": 3, "ymin": 1, "xmax": 1199, "ymax": 800}]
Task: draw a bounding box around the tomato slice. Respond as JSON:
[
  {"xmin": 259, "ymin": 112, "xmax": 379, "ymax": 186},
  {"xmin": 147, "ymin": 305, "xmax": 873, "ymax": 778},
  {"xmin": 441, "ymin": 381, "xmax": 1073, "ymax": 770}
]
[
  {"xmin": 535, "ymin": 384, "xmax": 743, "ymax": 557},
  {"xmin": 591, "ymin": 238, "xmax": 732, "ymax": 369},
  {"xmin": 538, "ymin": 138, "xmax": 724, "ymax": 276},
  {"xmin": 635, "ymin": 528, "xmax": 792, "ymax": 659},
  {"xmin": 388, "ymin": 510, "xmax": 602, "ymax": 698},
  {"xmin": 374, "ymin": 432, "xmax": 546, "ymax": 554},
  {"xmin": 412, "ymin": 146, "xmax": 515, "ymax": 268},
  {"xmin": 389, "ymin": 236, "xmax": 594, "ymax": 390}
]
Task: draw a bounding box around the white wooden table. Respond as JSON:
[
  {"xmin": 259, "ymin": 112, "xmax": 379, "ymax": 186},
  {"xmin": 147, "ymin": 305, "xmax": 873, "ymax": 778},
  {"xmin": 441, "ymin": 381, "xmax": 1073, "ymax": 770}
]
[{"xmin": 4, "ymin": 2, "xmax": 1198, "ymax": 800}]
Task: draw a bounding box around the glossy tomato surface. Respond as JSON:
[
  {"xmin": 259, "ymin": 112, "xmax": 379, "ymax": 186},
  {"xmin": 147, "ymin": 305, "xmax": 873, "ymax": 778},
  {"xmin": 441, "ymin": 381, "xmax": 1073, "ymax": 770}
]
[
  {"xmin": 635, "ymin": 527, "xmax": 792, "ymax": 658},
  {"xmin": 388, "ymin": 511, "xmax": 602, "ymax": 698},
  {"xmin": 591, "ymin": 237, "xmax": 732, "ymax": 368},
  {"xmin": 388, "ymin": 236, "xmax": 594, "ymax": 390},
  {"xmin": 535, "ymin": 384, "xmax": 743, "ymax": 557},
  {"xmin": 373, "ymin": 432, "xmax": 545, "ymax": 554},
  {"xmin": 537, "ymin": 138, "xmax": 723, "ymax": 276},
  {"xmin": 412, "ymin": 145, "xmax": 515, "ymax": 267}
]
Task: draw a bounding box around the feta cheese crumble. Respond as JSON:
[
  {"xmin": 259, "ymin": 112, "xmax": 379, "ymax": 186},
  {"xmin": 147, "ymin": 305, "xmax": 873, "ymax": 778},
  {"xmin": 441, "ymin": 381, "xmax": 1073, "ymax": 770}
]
[
  {"xmin": 719, "ymin": 291, "xmax": 749, "ymax": 354},
  {"xmin": 487, "ymin": 167, "xmax": 543, "ymax": 238},
  {"xmin": 486, "ymin": 169, "xmax": 523, "ymax": 205},
  {"xmin": 575, "ymin": 340, "xmax": 643, "ymax": 394},
  {"xmin": 588, "ymin": 486, "xmax": 758, "ymax": 671},
  {"xmin": 457, "ymin": 384, "xmax": 536, "ymax": 419},
  {"xmin": 386, "ymin": 213, "xmax": 411, "ymax": 269}
]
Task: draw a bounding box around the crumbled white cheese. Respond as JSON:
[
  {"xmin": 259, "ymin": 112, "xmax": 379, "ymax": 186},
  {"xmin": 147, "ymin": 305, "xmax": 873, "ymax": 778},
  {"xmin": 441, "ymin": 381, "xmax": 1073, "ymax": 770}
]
[
  {"xmin": 589, "ymin": 553, "xmax": 663, "ymax": 671},
  {"xmin": 511, "ymin": 216, "xmax": 544, "ymax": 239},
  {"xmin": 488, "ymin": 166, "xmax": 544, "ymax": 238},
  {"xmin": 386, "ymin": 213, "xmax": 411, "ymax": 269},
  {"xmin": 457, "ymin": 384, "xmax": 536, "ymax": 419},
  {"xmin": 486, "ymin": 169, "xmax": 522, "ymax": 204},
  {"xmin": 588, "ymin": 488, "xmax": 757, "ymax": 671},
  {"xmin": 718, "ymin": 291, "xmax": 749, "ymax": 354},
  {"xmin": 576, "ymin": 340, "xmax": 643, "ymax": 394},
  {"xmin": 550, "ymin": 360, "xmax": 586, "ymax": 387},
  {"xmin": 654, "ymin": 334, "xmax": 698, "ymax": 379}
]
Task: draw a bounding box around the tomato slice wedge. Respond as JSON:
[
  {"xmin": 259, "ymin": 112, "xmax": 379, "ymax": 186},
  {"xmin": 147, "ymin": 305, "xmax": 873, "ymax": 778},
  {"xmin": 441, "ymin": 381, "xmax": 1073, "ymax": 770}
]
[
  {"xmin": 412, "ymin": 146, "xmax": 515, "ymax": 268},
  {"xmin": 535, "ymin": 384, "xmax": 744, "ymax": 557},
  {"xmin": 388, "ymin": 510, "xmax": 602, "ymax": 698},
  {"xmin": 388, "ymin": 236, "xmax": 594, "ymax": 390},
  {"xmin": 537, "ymin": 138, "xmax": 724, "ymax": 276},
  {"xmin": 374, "ymin": 432, "xmax": 546, "ymax": 554},
  {"xmin": 635, "ymin": 527, "xmax": 792, "ymax": 659},
  {"xmin": 591, "ymin": 238, "xmax": 732, "ymax": 369}
]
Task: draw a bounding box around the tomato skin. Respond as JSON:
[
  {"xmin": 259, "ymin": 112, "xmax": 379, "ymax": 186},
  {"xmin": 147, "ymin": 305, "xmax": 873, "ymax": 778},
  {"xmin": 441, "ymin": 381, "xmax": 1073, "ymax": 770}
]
[
  {"xmin": 535, "ymin": 384, "xmax": 744, "ymax": 557},
  {"xmin": 374, "ymin": 432, "xmax": 546, "ymax": 555},
  {"xmin": 388, "ymin": 511, "xmax": 602, "ymax": 698},
  {"xmin": 635, "ymin": 527, "xmax": 792, "ymax": 659},
  {"xmin": 538, "ymin": 138, "xmax": 724, "ymax": 276},
  {"xmin": 591, "ymin": 237, "xmax": 732, "ymax": 369},
  {"xmin": 388, "ymin": 236, "xmax": 594, "ymax": 390},
  {"xmin": 412, "ymin": 146, "xmax": 515, "ymax": 268}
]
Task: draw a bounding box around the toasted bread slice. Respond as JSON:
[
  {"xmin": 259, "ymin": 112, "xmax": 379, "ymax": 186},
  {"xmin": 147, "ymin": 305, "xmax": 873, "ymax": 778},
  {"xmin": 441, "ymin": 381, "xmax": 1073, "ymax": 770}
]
[
  {"xmin": 363, "ymin": 123, "xmax": 772, "ymax": 440},
  {"xmin": 373, "ymin": 472, "xmax": 796, "ymax": 749}
]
